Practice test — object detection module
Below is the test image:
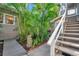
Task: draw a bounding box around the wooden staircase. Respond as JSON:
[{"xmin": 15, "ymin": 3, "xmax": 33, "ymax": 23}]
[{"xmin": 55, "ymin": 22, "xmax": 79, "ymax": 56}]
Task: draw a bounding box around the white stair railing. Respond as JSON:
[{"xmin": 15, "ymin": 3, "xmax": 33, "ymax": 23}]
[{"xmin": 47, "ymin": 10, "xmax": 66, "ymax": 56}]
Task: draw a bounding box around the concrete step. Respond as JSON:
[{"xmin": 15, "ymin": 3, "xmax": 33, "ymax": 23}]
[
  {"xmin": 59, "ymin": 36, "xmax": 79, "ymax": 41},
  {"xmin": 65, "ymin": 24, "xmax": 79, "ymax": 27},
  {"xmin": 56, "ymin": 46, "xmax": 79, "ymax": 56},
  {"xmin": 65, "ymin": 22, "xmax": 79, "ymax": 24},
  {"xmin": 57, "ymin": 40, "xmax": 79, "ymax": 48},
  {"xmin": 62, "ymin": 33, "xmax": 79, "ymax": 36},
  {"xmin": 64, "ymin": 30, "xmax": 79, "ymax": 33},
  {"xmin": 61, "ymin": 33, "xmax": 79, "ymax": 38},
  {"xmin": 65, "ymin": 27, "xmax": 79, "ymax": 30},
  {"xmin": 64, "ymin": 26, "xmax": 79, "ymax": 29},
  {"xmin": 65, "ymin": 26, "xmax": 79, "ymax": 28}
]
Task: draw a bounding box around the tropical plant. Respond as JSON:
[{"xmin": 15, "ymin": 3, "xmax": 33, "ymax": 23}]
[
  {"xmin": 5, "ymin": 3, "xmax": 60, "ymax": 48},
  {"xmin": 31, "ymin": 3, "xmax": 60, "ymax": 47}
]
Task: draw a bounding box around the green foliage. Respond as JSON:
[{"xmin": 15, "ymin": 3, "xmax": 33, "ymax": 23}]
[
  {"xmin": 6, "ymin": 3, "xmax": 59, "ymax": 47},
  {"xmin": 31, "ymin": 3, "xmax": 60, "ymax": 47}
]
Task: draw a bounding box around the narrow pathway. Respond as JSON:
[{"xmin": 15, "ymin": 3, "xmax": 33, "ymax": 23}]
[
  {"xmin": 3, "ymin": 39, "xmax": 27, "ymax": 56},
  {"xmin": 28, "ymin": 43, "xmax": 50, "ymax": 56}
]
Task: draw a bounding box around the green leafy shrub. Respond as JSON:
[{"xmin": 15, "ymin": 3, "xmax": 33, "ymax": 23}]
[{"xmin": 6, "ymin": 3, "xmax": 60, "ymax": 48}]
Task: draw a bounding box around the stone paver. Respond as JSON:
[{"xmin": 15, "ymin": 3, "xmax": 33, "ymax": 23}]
[
  {"xmin": 3, "ymin": 39, "xmax": 27, "ymax": 56},
  {"xmin": 28, "ymin": 43, "xmax": 50, "ymax": 56}
]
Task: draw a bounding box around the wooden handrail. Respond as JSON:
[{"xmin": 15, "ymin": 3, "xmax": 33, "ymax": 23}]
[
  {"xmin": 47, "ymin": 12, "xmax": 66, "ymax": 46},
  {"xmin": 50, "ymin": 16, "xmax": 62, "ymax": 24}
]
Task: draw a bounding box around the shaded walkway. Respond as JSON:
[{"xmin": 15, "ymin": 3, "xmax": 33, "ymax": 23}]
[
  {"xmin": 28, "ymin": 43, "xmax": 50, "ymax": 56},
  {"xmin": 3, "ymin": 39, "xmax": 27, "ymax": 56}
]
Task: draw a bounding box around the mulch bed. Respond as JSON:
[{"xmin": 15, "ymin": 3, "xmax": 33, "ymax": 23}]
[
  {"xmin": 16, "ymin": 36, "xmax": 49, "ymax": 52},
  {"xmin": 22, "ymin": 40, "xmax": 48, "ymax": 52}
]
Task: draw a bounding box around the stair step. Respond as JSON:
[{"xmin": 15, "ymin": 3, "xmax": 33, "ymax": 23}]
[
  {"xmin": 65, "ymin": 27, "xmax": 79, "ymax": 29},
  {"xmin": 64, "ymin": 30, "xmax": 79, "ymax": 33},
  {"xmin": 64, "ymin": 30, "xmax": 79, "ymax": 31},
  {"xmin": 66, "ymin": 26, "xmax": 79, "ymax": 28},
  {"xmin": 65, "ymin": 23, "xmax": 79, "ymax": 25},
  {"xmin": 62, "ymin": 33, "xmax": 79, "ymax": 36},
  {"xmin": 65, "ymin": 27, "xmax": 79, "ymax": 30},
  {"xmin": 65, "ymin": 24, "xmax": 79, "ymax": 27},
  {"xmin": 65, "ymin": 22, "xmax": 79, "ymax": 24},
  {"xmin": 57, "ymin": 40, "xmax": 79, "ymax": 48},
  {"xmin": 56, "ymin": 46, "xmax": 79, "ymax": 56},
  {"xmin": 59, "ymin": 36, "xmax": 79, "ymax": 41}
]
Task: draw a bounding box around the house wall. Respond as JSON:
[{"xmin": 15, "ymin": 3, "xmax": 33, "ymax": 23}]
[
  {"xmin": 76, "ymin": 4, "xmax": 79, "ymax": 21},
  {"xmin": 77, "ymin": 4, "xmax": 79, "ymax": 15},
  {"xmin": 66, "ymin": 16, "xmax": 77, "ymax": 22},
  {"xmin": 76, "ymin": 15, "xmax": 79, "ymax": 21},
  {"xmin": 65, "ymin": 3, "xmax": 79, "ymax": 22},
  {"xmin": 0, "ymin": 14, "xmax": 18, "ymax": 40}
]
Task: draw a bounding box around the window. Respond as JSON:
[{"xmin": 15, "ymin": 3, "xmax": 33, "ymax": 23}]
[
  {"xmin": 0, "ymin": 13, "xmax": 16, "ymax": 25},
  {"xmin": 68, "ymin": 9, "xmax": 76, "ymax": 15},
  {"xmin": 0, "ymin": 13, "xmax": 3, "ymax": 23},
  {"xmin": 5, "ymin": 15, "xmax": 14, "ymax": 24}
]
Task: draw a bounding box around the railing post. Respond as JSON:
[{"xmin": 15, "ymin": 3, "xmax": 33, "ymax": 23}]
[
  {"xmin": 50, "ymin": 42, "xmax": 55, "ymax": 56},
  {"xmin": 50, "ymin": 44, "xmax": 54, "ymax": 56}
]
